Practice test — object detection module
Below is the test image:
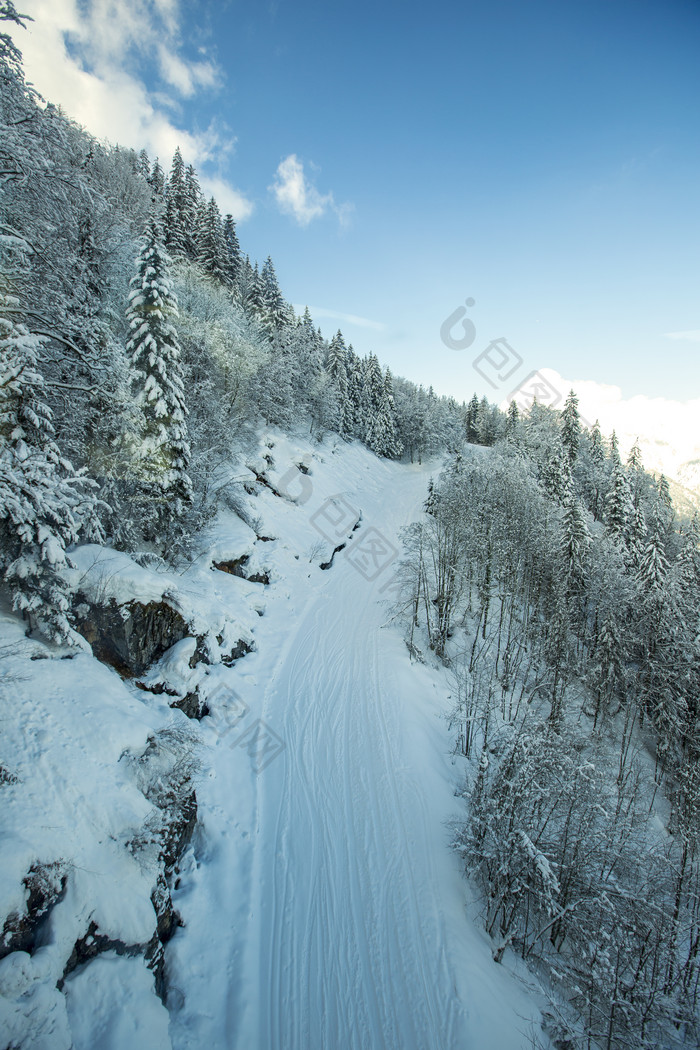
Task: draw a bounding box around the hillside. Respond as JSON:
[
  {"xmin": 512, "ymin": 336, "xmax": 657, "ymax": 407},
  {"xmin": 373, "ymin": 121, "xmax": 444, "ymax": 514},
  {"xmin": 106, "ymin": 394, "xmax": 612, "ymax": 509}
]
[{"xmin": 0, "ymin": 433, "xmax": 547, "ymax": 1050}]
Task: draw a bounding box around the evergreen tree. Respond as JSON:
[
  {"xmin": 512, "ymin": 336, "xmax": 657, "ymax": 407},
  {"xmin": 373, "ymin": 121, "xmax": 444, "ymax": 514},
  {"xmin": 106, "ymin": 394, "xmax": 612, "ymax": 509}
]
[
  {"xmin": 326, "ymin": 330, "xmax": 347, "ymax": 384},
  {"xmin": 0, "ymin": 294, "xmax": 98, "ymax": 642},
  {"xmin": 361, "ymin": 353, "xmax": 385, "ymax": 437},
  {"xmin": 561, "ymin": 388, "xmax": 581, "ymax": 465},
  {"xmin": 366, "ymin": 368, "xmax": 403, "ymax": 458},
  {"xmin": 260, "ymin": 256, "xmax": 287, "ymax": 331},
  {"xmin": 539, "ymin": 437, "xmax": 571, "ymax": 504},
  {"xmin": 242, "ymin": 260, "xmax": 265, "ymax": 320},
  {"xmin": 222, "ymin": 214, "xmax": 241, "ymax": 288},
  {"xmin": 197, "ymin": 196, "xmax": 228, "ymax": 284},
  {"xmin": 505, "ymin": 399, "xmax": 519, "ymax": 437},
  {"xmin": 136, "ymin": 148, "xmax": 150, "ymax": 179},
  {"xmin": 605, "ymin": 459, "xmax": 634, "ymax": 548},
  {"xmin": 125, "ymin": 221, "xmax": 192, "ymax": 537},
  {"xmin": 183, "ymin": 164, "xmax": 203, "ymax": 258},
  {"xmin": 147, "ymin": 158, "xmax": 165, "ymax": 200},
  {"xmin": 163, "ymin": 147, "xmax": 187, "ymax": 256},
  {"xmin": 561, "ymin": 488, "xmax": 590, "ymax": 588},
  {"xmin": 466, "ymin": 393, "xmax": 480, "ymax": 443}
]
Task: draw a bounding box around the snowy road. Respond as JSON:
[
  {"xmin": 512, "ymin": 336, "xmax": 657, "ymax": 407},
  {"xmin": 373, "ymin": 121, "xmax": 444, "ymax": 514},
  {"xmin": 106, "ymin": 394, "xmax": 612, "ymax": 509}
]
[{"xmin": 168, "ymin": 439, "xmax": 542, "ymax": 1050}]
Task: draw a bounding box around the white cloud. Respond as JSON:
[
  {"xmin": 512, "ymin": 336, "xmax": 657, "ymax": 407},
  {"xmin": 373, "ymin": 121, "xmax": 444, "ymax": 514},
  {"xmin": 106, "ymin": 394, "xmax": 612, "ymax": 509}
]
[
  {"xmin": 12, "ymin": 0, "xmax": 253, "ymax": 221},
  {"xmin": 200, "ymin": 175, "xmax": 254, "ymax": 222},
  {"xmin": 664, "ymin": 330, "xmax": 700, "ymax": 343},
  {"xmin": 504, "ymin": 367, "xmax": 700, "ymax": 482},
  {"xmin": 270, "ymin": 154, "xmax": 351, "ymax": 227},
  {"xmin": 293, "ymin": 305, "xmax": 385, "ymax": 331}
]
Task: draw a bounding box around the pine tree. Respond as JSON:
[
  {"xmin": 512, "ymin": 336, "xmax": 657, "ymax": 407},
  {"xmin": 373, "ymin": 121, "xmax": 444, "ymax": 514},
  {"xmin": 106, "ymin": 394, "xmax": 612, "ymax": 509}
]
[
  {"xmin": 163, "ymin": 147, "xmax": 187, "ymax": 256},
  {"xmin": 609, "ymin": 429, "xmax": 620, "ymax": 465},
  {"xmin": 260, "ymin": 257, "xmax": 287, "ymax": 331},
  {"xmin": 561, "ymin": 488, "xmax": 590, "ymax": 588},
  {"xmin": 183, "ymin": 164, "xmax": 203, "ymax": 258},
  {"xmin": 242, "ymin": 261, "xmax": 265, "ymax": 321},
  {"xmin": 136, "ymin": 148, "xmax": 150, "ymax": 179},
  {"xmin": 146, "ymin": 158, "xmax": 164, "ymax": 201},
  {"xmin": 0, "ymin": 294, "xmax": 98, "ymax": 642},
  {"xmin": 605, "ymin": 460, "xmax": 634, "ymax": 547},
  {"xmin": 561, "ymin": 388, "xmax": 581, "ymax": 465},
  {"xmin": 505, "ymin": 399, "xmax": 519, "ymax": 437},
  {"xmin": 476, "ymin": 395, "xmax": 497, "ymax": 445},
  {"xmin": 125, "ymin": 221, "xmax": 192, "ymax": 537},
  {"xmin": 197, "ymin": 196, "xmax": 228, "ymax": 284},
  {"xmin": 466, "ymin": 393, "xmax": 480, "ymax": 443},
  {"xmin": 326, "ymin": 330, "xmax": 347, "ymax": 384},
  {"xmin": 222, "ymin": 214, "xmax": 241, "ymax": 288},
  {"xmin": 366, "ymin": 368, "xmax": 403, "ymax": 458},
  {"xmin": 540, "ymin": 437, "xmax": 571, "ymax": 505}
]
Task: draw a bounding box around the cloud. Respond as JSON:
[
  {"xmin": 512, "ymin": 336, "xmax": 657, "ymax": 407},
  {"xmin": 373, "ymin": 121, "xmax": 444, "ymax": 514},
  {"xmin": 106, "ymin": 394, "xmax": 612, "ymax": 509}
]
[
  {"xmin": 294, "ymin": 305, "xmax": 386, "ymax": 332},
  {"xmin": 12, "ymin": 0, "xmax": 253, "ymax": 221},
  {"xmin": 270, "ymin": 154, "xmax": 351, "ymax": 227},
  {"xmin": 200, "ymin": 175, "xmax": 254, "ymax": 222},
  {"xmin": 664, "ymin": 330, "xmax": 700, "ymax": 343}
]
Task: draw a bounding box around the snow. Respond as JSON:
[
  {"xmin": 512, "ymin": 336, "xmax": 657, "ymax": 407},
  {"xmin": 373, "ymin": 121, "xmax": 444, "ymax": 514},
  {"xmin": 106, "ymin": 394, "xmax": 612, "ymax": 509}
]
[
  {"xmin": 1, "ymin": 431, "xmax": 548, "ymax": 1049},
  {"xmin": 64, "ymin": 953, "xmax": 171, "ymax": 1050}
]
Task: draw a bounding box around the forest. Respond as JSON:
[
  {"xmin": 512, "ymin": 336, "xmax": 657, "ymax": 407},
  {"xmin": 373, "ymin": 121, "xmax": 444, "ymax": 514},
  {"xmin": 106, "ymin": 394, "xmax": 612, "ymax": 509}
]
[{"xmin": 395, "ymin": 399, "xmax": 700, "ymax": 1048}]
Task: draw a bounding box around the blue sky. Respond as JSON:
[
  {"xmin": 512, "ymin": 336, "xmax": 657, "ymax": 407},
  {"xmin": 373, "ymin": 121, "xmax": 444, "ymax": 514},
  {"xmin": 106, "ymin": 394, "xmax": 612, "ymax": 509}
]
[{"xmin": 15, "ymin": 0, "xmax": 700, "ymax": 407}]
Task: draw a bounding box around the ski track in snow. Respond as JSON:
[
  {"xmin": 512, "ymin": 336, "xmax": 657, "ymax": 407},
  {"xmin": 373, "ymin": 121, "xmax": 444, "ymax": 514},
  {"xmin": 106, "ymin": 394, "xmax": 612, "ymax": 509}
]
[
  {"xmin": 168, "ymin": 442, "xmax": 542, "ymax": 1050},
  {"xmin": 253, "ymin": 577, "xmax": 462, "ymax": 1050}
]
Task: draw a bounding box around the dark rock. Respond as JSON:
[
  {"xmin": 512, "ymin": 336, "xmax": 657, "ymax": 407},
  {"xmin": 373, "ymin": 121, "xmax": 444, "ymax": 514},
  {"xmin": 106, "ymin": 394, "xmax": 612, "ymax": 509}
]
[
  {"xmin": 170, "ymin": 691, "xmax": 209, "ymax": 720},
  {"xmin": 59, "ymin": 920, "xmax": 147, "ymax": 988},
  {"xmin": 73, "ymin": 595, "xmax": 190, "ymax": 677},
  {"xmin": 213, "ymin": 557, "xmax": 269, "ymax": 585},
  {"xmin": 320, "ymin": 543, "xmax": 346, "ymax": 570},
  {"xmin": 213, "ymin": 556, "xmax": 249, "ymax": 578},
  {"xmin": 221, "ymin": 639, "xmax": 253, "ymax": 666},
  {"xmin": 160, "ymin": 789, "xmax": 197, "ymax": 876},
  {"xmin": 1, "ymin": 862, "xmax": 67, "ymax": 960}
]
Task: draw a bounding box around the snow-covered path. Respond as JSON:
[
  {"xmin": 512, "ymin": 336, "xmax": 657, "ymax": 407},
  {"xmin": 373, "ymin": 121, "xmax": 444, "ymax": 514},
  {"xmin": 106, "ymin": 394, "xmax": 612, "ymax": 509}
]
[{"xmin": 168, "ymin": 438, "xmax": 542, "ymax": 1050}]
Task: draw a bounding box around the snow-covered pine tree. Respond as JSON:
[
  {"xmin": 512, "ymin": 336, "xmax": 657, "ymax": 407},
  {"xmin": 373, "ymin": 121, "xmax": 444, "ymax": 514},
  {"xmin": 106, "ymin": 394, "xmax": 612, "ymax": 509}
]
[
  {"xmin": 197, "ymin": 196, "xmax": 228, "ymax": 285},
  {"xmin": 260, "ymin": 257, "xmax": 287, "ymax": 332},
  {"xmin": 360, "ymin": 352, "xmax": 384, "ymax": 441},
  {"xmin": 0, "ymin": 293, "xmax": 99, "ymax": 642},
  {"xmin": 136, "ymin": 148, "xmax": 150, "ymax": 179},
  {"xmin": 505, "ymin": 399, "xmax": 519, "ymax": 438},
  {"xmin": 222, "ymin": 214, "xmax": 241, "ymax": 288},
  {"xmin": 326, "ymin": 330, "xmax": 347, "ymax": 382},
  {"xmin": 539, "ymin": 437, "xmax": 571, "ymax": 505},
  {"xmin": 148, "ymin": 158, "xmax": 165, "ymax": 201},
  {"xmin": 561, "ymin": 486, "xmax": 590, "ymax": 589},
  {"xmin": 345, "ymin": 348, "xmax": 364, "ymax": 439},
  {"xmin": 125, "ymin": 220, "xmax": 192, "ymax": 541},
  {"xmin": 605, "ymin": 459, "xmax": 634, "ymax": 548},
  {"xmin": 163, "ymin": 147, "xmax": 188, "ymax": 256},
  {"xmin": 366, "ymin": 368, "xmax": 403, "ymax": 458},
  {"xmin": 466, "ymin": 393, "xmax": 480, "ymax": 443},
  {"xmin": 242, "ymin": 261, "xmax": 265, "ymax": 322},
  {"xmin": 561, "ymin": 388, "xmax": 581, "ymax": 465},
  {"xmin": 183, "ymin": 164, "xmax": 203, "ymax": 259}
]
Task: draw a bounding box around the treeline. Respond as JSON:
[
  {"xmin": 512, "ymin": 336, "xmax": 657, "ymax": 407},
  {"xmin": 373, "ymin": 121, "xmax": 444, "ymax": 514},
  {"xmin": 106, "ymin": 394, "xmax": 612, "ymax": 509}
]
[
  {"xmin": 0, "ymin": 2, "xmax": 471, "ymax": 643},
  {"xmin": 397, "ymin": 395, "xmax": 700, "ymax": 1048}
]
